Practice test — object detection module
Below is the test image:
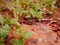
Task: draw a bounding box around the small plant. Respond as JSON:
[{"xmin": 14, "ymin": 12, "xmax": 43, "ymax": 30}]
[{"xmin": 0, "ymin": 0, "xmax": 57, "ymax": 45}]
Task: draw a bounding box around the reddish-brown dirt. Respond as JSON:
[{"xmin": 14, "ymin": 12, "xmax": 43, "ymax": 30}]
[
  {"xmin": 5, "ymin": 22, "xmax": 60, "ymax": 45},
  {"xmin": 21, "ymin": 23, "xmax": 60, "ymax": 45}
]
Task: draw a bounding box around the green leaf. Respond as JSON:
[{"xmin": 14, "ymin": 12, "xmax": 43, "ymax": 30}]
[
  {"xmin": 16, "ymin": 27, "xmax": 24, "ymax": 36},
  {"xmin": 0, "ymin": 41, "xmax": 4, "ymax": 45},
  {"xmin": 23, "ymin": 31, "xmax": 32, "ymax": 39},
  {"xmin": 30, "ymin": 8, "xmax": 43, "ymax": 19},
  {"xmin": 16, "ymin": 0, "xmax": 20, "ymax": 6},
  {"xmin": 10, "ymin": 38, "xmax": 24, "ymax": 45},
  {"xmin": 21, "ymin": 10, "xmax": 29, "ymax": 14},
  {"xmin": 40, "ymin": 0, "xmax": 57, "ymax": 9},
  {"xmin": 30, "ymin": 8, "xmax": 36, "ymax": 17},
  {"xmin": 0, "ymin": 15, "xmax": 5, "ymax": 24},
  {"xmin": 17, "ymin": 27, "xmax": 24, "ymax": 31},
  {"xmin": 37, "ymin": 11, "xmax": 43, "ymax": 19},
  {"xmin": 5, "ymin": 16, "xmax": 11, "ymax": 25},
  {"xmin": 27, "ymin": 0, "xmax": 32, "ymax": 5},
  {"xmin": 11, "ymin": 18, "xmax": 18, "ymax": 25},
  {"xmin": 0, "ymin": 24, "xmax": 11, "ymax": 41},
  {"xmin": 2, "ymin": 24, "xmax": 11, "ymax": 31}
]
